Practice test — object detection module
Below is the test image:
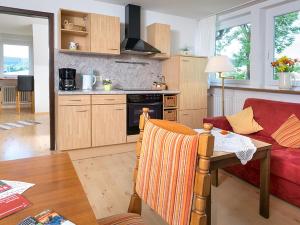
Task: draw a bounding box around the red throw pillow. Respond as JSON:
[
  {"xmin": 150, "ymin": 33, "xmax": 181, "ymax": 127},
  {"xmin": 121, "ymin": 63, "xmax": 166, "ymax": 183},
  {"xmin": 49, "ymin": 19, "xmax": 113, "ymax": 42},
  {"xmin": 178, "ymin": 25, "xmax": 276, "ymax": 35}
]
[{"xmin": 271, "ymin": 114, "xmax": 300, "ymax": 148}]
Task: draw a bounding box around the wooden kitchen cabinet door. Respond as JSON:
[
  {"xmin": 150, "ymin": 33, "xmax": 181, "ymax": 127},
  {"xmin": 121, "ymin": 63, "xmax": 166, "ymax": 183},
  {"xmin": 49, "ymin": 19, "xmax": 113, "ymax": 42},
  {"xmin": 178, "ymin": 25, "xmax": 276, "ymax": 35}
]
[
  {"xmin": 92, "ymin": 104, "xmax": 126, "ymax": 147},
  {"xmin": 90, "ymin": 13, "xmax": 120, "ymax": 55},
  {"xmin": 179, "ymin": 57, "xmax": 208, "ymax": 110},
  {"xmin": 147, "ymin": 23, "xmax": 171, "ymax": 59},
  {"xmin": 179, "ymin": 109, "xmax": 207, "ymax": 129},
  {"xmin": 57, "ymin": 105, "xmax": 91, "ymax": 151}
]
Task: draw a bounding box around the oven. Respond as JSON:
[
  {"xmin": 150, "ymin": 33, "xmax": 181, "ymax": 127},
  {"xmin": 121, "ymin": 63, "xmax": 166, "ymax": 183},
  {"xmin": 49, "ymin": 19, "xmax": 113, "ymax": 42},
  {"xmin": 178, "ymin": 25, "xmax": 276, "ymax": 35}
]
[{"xmin": 127, "ymin": 94, "xmax": 163, "ymax": 135}]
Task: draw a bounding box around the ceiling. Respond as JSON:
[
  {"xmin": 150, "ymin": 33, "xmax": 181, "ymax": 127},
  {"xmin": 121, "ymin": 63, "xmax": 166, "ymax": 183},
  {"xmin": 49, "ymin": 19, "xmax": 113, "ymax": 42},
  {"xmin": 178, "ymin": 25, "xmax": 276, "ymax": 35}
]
[
  {"xmin": 95, "ymin": 0, "xmax": 260, "ymax": 19},
  {"xmin": 0, "ymin": 14, "xmax": 48, "ymax": 36}
]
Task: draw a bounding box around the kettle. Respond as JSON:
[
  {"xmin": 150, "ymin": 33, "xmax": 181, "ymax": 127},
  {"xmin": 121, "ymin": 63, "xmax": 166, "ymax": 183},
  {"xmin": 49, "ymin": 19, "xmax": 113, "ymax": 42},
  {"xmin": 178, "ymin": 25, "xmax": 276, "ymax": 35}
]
[{"xmin": 82, "ymin": 74, "xmax": 96, "ymax": 90}]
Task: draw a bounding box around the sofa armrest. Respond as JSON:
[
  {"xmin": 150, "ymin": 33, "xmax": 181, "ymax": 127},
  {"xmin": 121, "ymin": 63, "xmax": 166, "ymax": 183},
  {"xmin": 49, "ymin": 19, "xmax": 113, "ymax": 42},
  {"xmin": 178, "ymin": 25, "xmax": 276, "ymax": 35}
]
[{"xmin": 203, "ymin": 116, "xmax": 233, "ymax": 131}]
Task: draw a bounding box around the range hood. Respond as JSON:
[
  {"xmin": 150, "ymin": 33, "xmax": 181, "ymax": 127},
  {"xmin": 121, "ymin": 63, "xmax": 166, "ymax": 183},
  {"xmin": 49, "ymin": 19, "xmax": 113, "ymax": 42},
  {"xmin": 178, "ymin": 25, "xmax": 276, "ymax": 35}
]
[{"xmin": 121, "ymin": 4, "xmax": 161, "ymax": 55}]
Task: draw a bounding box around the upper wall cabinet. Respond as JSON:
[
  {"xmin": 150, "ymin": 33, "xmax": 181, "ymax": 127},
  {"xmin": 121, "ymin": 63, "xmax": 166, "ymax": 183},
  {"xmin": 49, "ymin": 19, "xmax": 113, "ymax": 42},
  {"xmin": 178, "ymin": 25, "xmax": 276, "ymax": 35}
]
[
  {"xmin": 147, "ymin": 23, "xmax": 171, "ymax": 59},
  {"xmin": 90, "ymin": 14, "xmax": 120, "ymax": 55},
  {"xmin": 59, "ymin": 9, "xmax": 120, "ymax": 55},
  {"xmin": 59, "ymin": 9, "xmax": 91, "ymax": 52}
]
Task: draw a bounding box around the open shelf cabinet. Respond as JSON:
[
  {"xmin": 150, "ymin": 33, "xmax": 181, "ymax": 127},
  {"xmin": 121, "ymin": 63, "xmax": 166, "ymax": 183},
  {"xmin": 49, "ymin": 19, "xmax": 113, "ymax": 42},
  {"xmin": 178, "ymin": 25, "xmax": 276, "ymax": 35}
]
[{"xmin": 59, "ymin": 9, "xmax": 91, "ymax": 52}]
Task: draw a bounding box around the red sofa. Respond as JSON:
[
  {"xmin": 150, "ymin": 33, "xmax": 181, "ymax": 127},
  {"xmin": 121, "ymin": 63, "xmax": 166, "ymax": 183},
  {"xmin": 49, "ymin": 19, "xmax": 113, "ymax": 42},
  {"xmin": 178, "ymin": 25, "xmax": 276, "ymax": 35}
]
[{"xmin": 204, "ymin": 98, "xmax": 300, "ymax": 207}]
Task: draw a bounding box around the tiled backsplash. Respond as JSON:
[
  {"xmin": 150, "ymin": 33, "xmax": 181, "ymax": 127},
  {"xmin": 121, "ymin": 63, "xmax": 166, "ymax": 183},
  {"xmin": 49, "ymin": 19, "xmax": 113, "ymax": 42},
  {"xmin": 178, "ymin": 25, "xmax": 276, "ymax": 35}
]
[{"xmin": 55, "ymin": 50, "xmax": 162, "ymax": 90}]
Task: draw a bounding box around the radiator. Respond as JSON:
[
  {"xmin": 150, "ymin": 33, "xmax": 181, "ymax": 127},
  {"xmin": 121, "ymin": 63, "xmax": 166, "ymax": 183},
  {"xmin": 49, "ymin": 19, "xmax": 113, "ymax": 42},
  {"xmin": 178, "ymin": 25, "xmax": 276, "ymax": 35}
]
[
  {"xmin": 2, "ymin": 86, "xmax": 31, "ymax": 105},
  {"xmin": 209, "ymin": 90, "xmax": 246, "ymax": 116},
  {"xmin": 209, "ymin": 87, "xmax": 300, "ymax": 116}
]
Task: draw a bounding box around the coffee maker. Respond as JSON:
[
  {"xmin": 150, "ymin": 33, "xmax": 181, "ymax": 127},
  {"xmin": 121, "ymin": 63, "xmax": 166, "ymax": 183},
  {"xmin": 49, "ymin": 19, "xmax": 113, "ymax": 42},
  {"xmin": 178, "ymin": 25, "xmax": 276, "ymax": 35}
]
[{"xmin": 59, "ymin": 68, "xmax": 76, "ymax": 91}]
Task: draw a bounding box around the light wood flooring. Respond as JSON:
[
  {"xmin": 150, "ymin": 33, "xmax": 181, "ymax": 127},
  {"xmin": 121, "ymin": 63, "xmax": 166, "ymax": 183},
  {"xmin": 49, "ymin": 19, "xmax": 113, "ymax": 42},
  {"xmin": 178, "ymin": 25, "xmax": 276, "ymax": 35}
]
[
  {"xmin": 72, "ymin": 151, "xmax": 300, "ymax": 225},
  {"xmin": 0, "ymin": 108, "xmax": 52, "ymax": 161},
  {"xmin": 0, "ymin": 111, "xmax": 299, "ymax": 225}
]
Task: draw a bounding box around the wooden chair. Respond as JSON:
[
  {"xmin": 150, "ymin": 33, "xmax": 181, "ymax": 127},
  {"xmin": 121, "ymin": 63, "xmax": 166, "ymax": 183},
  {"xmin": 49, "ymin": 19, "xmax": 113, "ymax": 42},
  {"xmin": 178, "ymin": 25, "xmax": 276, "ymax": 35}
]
[
  {"xmin": 97, "ymin": 108, "xmax": 214, "ymax": 225},
  {"xmin": 16, "ymin": 75, "xmax": 34, "ymax": 113}
]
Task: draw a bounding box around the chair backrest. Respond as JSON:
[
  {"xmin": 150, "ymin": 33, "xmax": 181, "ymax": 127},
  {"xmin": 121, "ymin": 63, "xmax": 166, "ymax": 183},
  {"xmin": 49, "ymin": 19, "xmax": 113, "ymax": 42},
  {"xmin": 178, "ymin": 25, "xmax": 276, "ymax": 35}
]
[
  {"xmin": 128, "ymin": 108, "xmax": 214, "ymax": 225},
  {"xmin": 17, "ymin": 75, "xmax": 34, "ymax": 92}
]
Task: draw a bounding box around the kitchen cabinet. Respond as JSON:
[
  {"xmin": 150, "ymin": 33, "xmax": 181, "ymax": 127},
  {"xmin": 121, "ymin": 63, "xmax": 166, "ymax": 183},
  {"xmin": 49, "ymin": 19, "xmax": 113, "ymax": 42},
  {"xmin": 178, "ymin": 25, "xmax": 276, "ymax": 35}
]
[
  {"xmin": 92, "ymin": 104, "xmax": 126, "ymax": 147},
  {"xmin": 163, "ymin": 55, "xmax": 208, "ymax": 128},
  {"xmin": 56, "ymin": 94, "xmax": 127, "ymax": 151},
  {"xmin": 59, "ymin": 9, "xmax": 120, "ymax": 55},
  {"xmin": 179, "ymin": 57, "xmax": 208, "ymax": 110},
  {"xmin": 57, "ymin": 104, "xmax": 91, "ymax": 151},
  {"xmin": 179, "ymin": 109, "xmax": 206, "ymax": 129},
  {"xmin": 90, "ymin": 14, "xmax": 120, "ymax": 55},
  {"xmin": 92, "ymin": 95, "xmax": 126, "ymax": 105},
  {"xmin": 147, "ymin": 23, "xmax": 171, "ymax": 59},
  {"xmin": 59, "ymin": 9, "xmax": 91, "ymax": 52}
]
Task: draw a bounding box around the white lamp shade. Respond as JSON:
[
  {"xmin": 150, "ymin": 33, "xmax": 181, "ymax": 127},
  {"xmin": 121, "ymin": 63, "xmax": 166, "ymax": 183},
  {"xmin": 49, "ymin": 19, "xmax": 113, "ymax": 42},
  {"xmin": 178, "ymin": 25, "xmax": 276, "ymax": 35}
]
[{"xmin": 205, "ymin": 55, "xmax": 234, "ymax": 73}]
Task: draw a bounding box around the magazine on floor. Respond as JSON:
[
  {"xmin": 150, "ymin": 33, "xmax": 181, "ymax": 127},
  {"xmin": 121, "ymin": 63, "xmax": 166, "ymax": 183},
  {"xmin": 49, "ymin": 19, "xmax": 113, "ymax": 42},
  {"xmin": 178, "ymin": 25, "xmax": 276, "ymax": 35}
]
[
  {"xmin": 0, "ymin": 181, "xmax": 11, "ymax": 193},
  {"xmin": 35, "ymin": 209, "xmax": 76, "ymax": 225}
]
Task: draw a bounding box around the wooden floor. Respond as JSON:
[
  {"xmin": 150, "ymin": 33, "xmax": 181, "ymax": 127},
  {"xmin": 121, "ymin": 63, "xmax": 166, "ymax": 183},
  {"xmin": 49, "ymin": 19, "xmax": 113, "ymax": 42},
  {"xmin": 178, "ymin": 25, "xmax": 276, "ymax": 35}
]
[
  {"xmin": 0, "ymin": 112, "xmax": 299, "ymax": 225},
  {"xmin": 73, "ymin": 151, "xmax": 300, "ymax": 225},
  {"xmin": 0, "ymin": 108, "xmax": 51, "ymax": 161}
]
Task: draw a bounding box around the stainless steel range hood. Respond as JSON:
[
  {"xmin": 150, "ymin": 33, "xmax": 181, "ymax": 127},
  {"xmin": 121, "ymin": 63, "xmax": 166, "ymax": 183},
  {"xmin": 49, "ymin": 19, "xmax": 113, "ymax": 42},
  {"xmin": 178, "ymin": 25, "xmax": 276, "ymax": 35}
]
[{"xmin": 121, "ymin": 4, "xmax": 161, "ymax": 55}]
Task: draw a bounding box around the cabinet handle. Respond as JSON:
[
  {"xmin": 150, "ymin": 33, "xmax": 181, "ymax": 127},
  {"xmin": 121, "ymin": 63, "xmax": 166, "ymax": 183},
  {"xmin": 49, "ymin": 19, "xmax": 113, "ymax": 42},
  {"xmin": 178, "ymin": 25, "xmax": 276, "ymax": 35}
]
[
  {"xmin": 109, "ymin": 48, "xmax": 119, "ymax": 50},
  {"xmin": 69, "ymin": 99, "xmax": 81, "ymax": 102},
  {"xmin": 183, "ymin": 113, "xmax": 189, "ymax": 116},
  {"xmin": 76, "ymin": 110, "xmax": 88, "ymax": 112},
  {"xmin": 104, "ymin": 99, "xmax": 116, "ymax": 101},
  {"xmin": 182, "ymin": 60, "xmax": 190, "ymax": 62},
  {"xmin": 115, "ymin": 108, "xmax": 124, "ymax": 111}
]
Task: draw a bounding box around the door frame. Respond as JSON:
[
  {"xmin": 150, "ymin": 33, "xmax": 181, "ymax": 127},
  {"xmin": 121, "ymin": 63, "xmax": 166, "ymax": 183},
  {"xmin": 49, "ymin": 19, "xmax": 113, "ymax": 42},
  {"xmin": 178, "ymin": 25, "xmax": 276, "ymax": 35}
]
[{"xmin": 0, "ymin": 6, "xmax": 55, "ymax": 150}]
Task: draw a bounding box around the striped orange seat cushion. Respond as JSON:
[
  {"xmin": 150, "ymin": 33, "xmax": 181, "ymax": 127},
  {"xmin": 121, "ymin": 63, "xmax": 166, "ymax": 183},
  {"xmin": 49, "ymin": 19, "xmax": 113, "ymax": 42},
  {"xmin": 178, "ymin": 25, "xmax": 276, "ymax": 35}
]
[
  {"xmin": 97, "ymin": 213, "xmax": 145, "ymax": 225},
  {"xmin": 136, "ymin": 120, "xmax": 199, "ymax": 225},
  {"xmin": 271, "ymin": 114, "xmax": 300, "ymax": 148}
]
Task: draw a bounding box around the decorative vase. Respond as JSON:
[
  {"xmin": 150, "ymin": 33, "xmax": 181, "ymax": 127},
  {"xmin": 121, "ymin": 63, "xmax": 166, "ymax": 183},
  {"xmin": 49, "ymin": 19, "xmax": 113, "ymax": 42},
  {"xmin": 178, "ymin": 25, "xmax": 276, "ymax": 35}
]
[
  {"xmin": 278, "ymin": 72, "xmax": 294, "ymax": 89},
  {"xmin": 104, "ymin": 84, "xmax": 112, "ymax": 91}
]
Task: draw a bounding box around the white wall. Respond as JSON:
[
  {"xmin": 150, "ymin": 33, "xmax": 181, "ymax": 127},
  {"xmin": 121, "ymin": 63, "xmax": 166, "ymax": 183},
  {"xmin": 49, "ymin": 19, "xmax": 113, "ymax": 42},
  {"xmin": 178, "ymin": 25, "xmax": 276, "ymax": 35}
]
[
  {"xmin": 0, "ymin": 0, "xmax": 198, "ymax": 54},
  {"xmin": 32, "ymin": 24, "xmax": 49, "ymax": 113}
]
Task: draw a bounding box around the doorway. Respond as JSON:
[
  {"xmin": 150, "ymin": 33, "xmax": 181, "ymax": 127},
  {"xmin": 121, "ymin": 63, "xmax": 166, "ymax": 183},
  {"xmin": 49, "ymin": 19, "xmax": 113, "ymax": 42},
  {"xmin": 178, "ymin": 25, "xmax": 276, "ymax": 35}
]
[{"xmin": 0, "ymin": 6, "xmax": 54, "ymax": 160}]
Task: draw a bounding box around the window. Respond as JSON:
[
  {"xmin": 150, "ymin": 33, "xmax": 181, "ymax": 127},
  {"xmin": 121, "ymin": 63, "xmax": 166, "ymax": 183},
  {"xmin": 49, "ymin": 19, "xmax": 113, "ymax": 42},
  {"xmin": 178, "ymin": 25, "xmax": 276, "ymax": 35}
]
[
  {"xmin": 3, "ymin": 44, "xmax": 30, "ymax": 75},
  {"xmin": 215, "ymin": 23, "xmax": 251, "ymax": 80},
  {"xmin": 273, "ymin": 11, "xmax": 300, "ymax": 81}
]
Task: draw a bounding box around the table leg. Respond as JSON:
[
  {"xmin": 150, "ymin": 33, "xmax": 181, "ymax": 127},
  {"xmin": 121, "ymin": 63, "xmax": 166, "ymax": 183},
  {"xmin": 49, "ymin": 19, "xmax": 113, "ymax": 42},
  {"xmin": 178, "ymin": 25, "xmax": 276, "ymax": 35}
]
[
  {"xmin": 211, "ymin": 169, "xmax": 219, "ymax": 187},
  {"xmin": 260, "ymin": 149, "xmax": 270, "ymax": 218}
]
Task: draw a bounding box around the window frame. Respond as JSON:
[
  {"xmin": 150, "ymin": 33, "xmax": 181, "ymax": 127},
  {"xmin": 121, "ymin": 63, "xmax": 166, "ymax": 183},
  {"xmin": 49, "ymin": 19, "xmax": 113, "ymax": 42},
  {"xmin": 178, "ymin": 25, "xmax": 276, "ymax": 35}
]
[
  {"xmin": 265, "ymin": 1, "xmax": 300, "ymax": 86},
  {"xmin": 0, "ymin": 34, "xmax": 33, "ymax": 77},
  {"xmin": 211, "ymin": 13, "xmax": 252, "ymax": 85}
]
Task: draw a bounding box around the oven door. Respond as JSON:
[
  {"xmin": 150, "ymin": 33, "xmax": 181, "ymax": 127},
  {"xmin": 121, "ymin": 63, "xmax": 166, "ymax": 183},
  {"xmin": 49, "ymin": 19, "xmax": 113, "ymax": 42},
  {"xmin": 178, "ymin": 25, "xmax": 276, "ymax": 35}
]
[{"xmin": 127, "ymin": 102, "xmax": 163, "ymax": 135}]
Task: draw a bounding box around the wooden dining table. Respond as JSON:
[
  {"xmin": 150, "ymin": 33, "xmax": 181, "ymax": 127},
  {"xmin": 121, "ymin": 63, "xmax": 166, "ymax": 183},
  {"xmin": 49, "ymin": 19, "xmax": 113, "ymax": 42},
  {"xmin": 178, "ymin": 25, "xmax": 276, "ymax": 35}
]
[
  {"xmin": 206, "ymin": 139, "xmax": 272, "ymax": 225},
  {"xmin": 0, "ymin": 153, "xmax": 98, "ymax": 225}
]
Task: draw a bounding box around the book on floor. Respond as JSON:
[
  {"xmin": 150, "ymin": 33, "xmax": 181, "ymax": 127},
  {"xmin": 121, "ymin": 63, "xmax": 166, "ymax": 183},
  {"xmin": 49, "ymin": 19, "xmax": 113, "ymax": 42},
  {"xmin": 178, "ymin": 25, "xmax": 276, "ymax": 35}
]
[
  {"xmin": 0, "ymin": 194, "xmax": 31, "ymax": 219},
  {"xmin": 0, "ymin": 181, "xmax": 12, "ymax": 193}
]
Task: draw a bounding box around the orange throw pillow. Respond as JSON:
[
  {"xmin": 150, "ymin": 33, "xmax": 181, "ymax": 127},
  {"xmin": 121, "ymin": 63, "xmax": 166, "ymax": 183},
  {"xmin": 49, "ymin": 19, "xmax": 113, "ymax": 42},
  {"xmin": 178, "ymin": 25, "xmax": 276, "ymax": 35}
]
[
  {"xmin": 226, "ymin": 106, "xmax": 263, "ymax": 134},
  {"xmin": 271, "ymin": 114, "xmax": 300, "ymax": 148}
]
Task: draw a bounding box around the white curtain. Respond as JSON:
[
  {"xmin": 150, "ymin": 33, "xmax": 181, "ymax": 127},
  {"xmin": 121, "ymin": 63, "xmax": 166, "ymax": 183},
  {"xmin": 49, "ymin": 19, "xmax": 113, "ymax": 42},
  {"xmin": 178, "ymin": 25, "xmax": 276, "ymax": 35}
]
[
  {"xmin": 195, "ymin": 15, "xmax": 217, "ymax": 86},
  {"xmin": 195, "ymin": 15, "xmax": 217, "ymax": 56}
]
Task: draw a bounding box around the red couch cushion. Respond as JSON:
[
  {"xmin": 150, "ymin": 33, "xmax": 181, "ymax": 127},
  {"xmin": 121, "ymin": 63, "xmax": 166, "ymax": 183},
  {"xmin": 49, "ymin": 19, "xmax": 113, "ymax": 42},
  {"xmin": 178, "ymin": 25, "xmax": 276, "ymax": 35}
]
[
  {"xmin": 271, "ymin": 148, "xmax": 300, "ymax": 186},
  {"xmin": 243, "ymin": 98, "xmax": 300, "ymax": 137}
]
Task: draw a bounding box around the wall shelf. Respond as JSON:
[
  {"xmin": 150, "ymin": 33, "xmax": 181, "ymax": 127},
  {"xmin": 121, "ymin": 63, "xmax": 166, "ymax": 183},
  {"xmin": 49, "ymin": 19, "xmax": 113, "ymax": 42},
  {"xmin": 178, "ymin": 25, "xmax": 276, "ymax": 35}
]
[
  {"xmin": 59, "ymin": 9, "xmax": 91, "ymax": 52},
  {"xmin": 61, "ymin": 29, "xmax": 89, "ymax": 36}
]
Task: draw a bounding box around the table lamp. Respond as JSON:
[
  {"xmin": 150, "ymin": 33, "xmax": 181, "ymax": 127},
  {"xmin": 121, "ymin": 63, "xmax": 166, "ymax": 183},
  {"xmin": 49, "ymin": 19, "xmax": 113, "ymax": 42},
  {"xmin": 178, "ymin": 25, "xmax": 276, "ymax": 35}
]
[{"xmin": 205, "ymin": 55, "xmax": 234, "ymax": 116}]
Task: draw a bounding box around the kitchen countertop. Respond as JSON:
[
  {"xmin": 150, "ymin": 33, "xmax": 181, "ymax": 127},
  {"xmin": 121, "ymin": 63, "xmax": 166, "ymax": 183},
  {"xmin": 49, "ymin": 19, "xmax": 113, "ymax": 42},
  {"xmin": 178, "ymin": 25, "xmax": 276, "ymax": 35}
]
[{"xmin": 57, "ymin": 89, "xmax": 180, "ymax": 95}]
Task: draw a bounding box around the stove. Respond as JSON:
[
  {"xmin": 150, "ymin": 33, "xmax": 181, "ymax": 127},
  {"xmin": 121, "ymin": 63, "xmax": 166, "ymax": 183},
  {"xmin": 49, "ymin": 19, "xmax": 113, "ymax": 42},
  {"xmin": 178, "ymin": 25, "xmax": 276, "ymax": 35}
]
[{"xmin": 127, "ymin": 94, "xmax": 163, "ymax": 135}]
